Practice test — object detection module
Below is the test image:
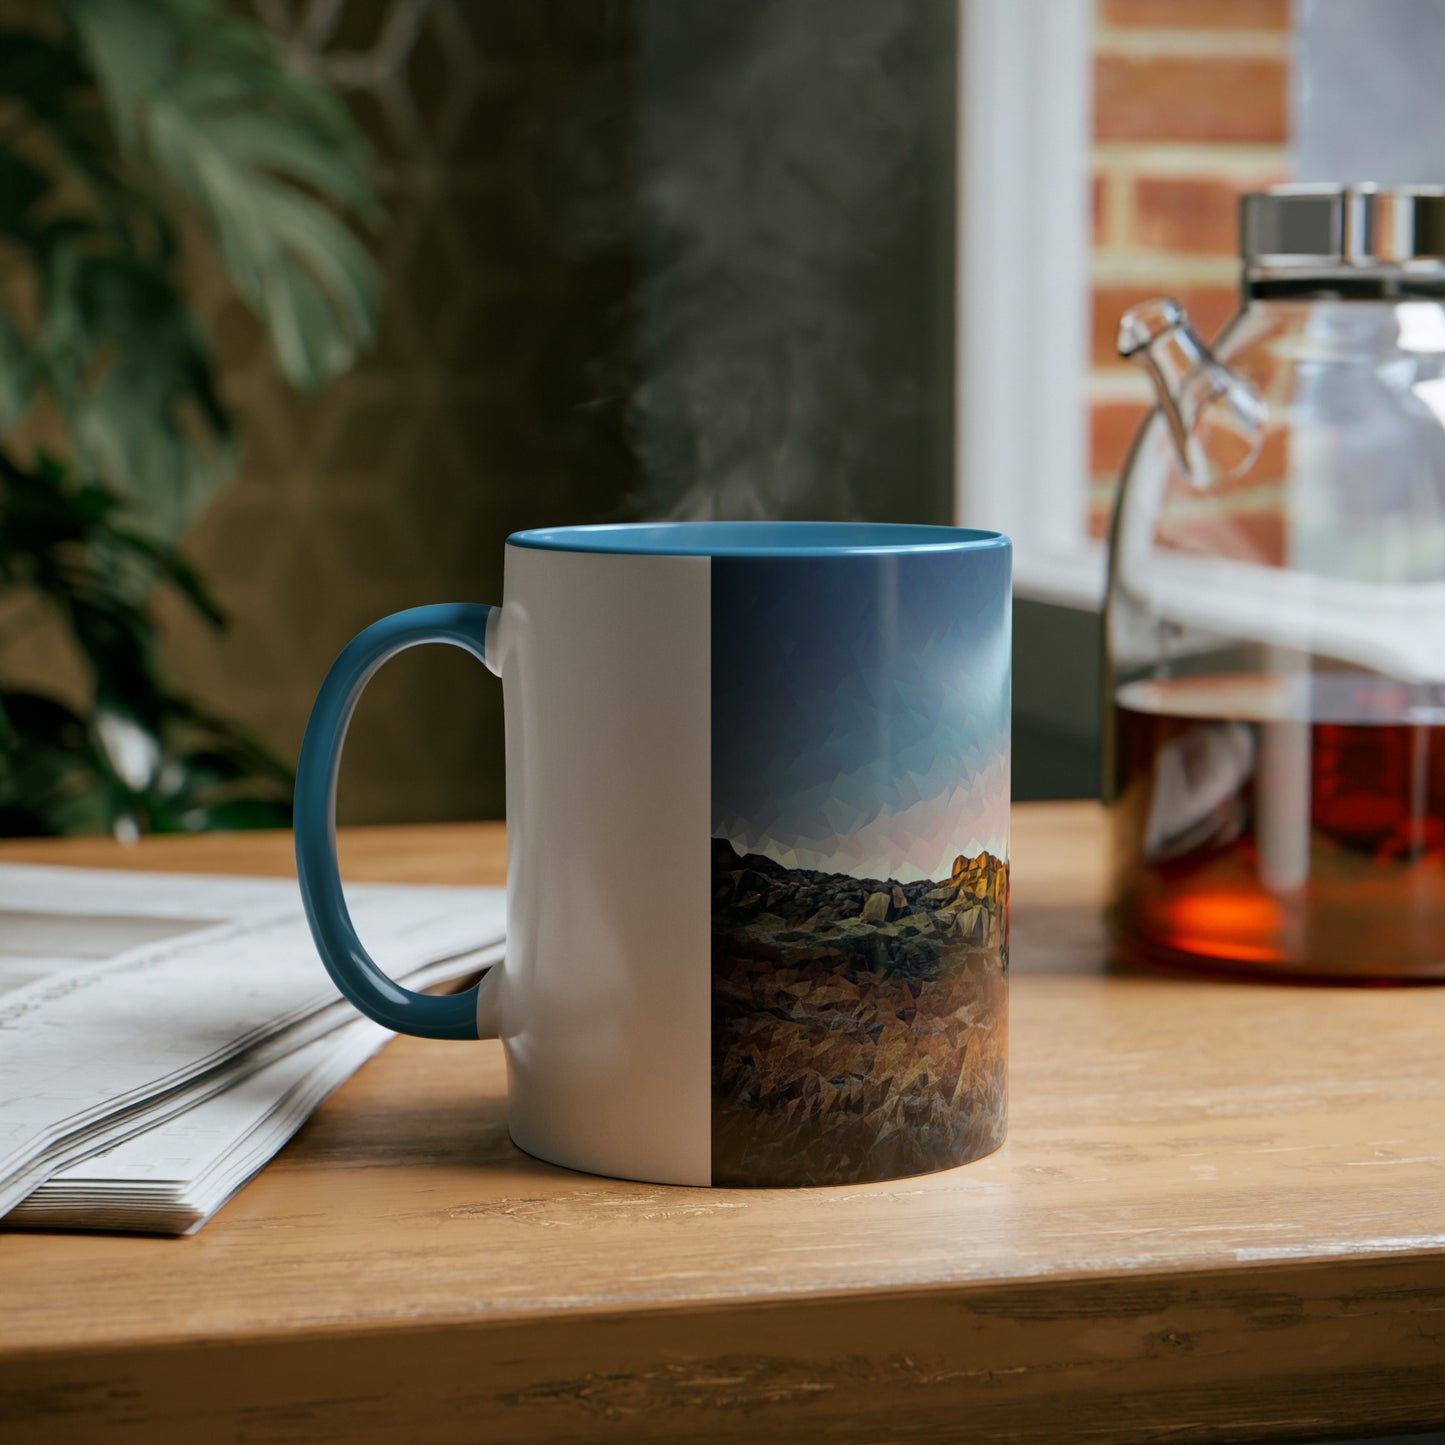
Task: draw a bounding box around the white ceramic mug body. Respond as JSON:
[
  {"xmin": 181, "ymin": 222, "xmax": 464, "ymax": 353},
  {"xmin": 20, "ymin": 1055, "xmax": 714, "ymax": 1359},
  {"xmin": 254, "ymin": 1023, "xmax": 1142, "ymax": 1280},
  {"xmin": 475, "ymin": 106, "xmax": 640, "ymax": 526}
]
[
  {"xmin": 495, "ymin": 541, "xmax": 714, "ymax": 1183},
  {"xmin": 296, "ymin": 522, "xmax": 1012, "ymax": 1188}
]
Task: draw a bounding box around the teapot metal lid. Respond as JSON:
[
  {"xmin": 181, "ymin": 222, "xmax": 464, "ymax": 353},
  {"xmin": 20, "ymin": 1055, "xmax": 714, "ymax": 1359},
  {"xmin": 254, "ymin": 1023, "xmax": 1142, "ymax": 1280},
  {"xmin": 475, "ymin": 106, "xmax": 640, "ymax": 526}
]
[{"xmin": 1241, "ymin": 184, "xmax": 1445, "ymax": 274}]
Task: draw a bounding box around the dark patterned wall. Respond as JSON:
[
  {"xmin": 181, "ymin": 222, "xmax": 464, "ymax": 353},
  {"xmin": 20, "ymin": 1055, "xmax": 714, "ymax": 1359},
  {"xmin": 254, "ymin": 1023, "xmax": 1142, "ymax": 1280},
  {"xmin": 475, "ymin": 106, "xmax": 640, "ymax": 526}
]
[
  {"xmin": 160, "ymin": 0, "xmax": 955, "ymax": 825},
  {"xmin": 164, "ymin": 0, "xmax": 636, "ymax": 825}
]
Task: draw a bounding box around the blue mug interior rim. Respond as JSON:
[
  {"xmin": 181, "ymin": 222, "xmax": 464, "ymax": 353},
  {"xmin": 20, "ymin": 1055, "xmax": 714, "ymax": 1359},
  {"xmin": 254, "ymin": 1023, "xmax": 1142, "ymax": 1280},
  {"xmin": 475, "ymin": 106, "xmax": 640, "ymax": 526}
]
[{"xmin": 507, "ymin": 522, "xmax": 1010, "ymax": 557}]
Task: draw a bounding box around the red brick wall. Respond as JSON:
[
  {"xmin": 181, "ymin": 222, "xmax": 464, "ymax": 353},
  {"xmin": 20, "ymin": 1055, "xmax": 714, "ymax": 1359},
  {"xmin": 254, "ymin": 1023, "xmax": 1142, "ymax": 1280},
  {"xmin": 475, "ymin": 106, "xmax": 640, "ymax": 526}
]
[{"xmin": 1088, "ymin": 0, "xmax": 1290, "ymax": 537}]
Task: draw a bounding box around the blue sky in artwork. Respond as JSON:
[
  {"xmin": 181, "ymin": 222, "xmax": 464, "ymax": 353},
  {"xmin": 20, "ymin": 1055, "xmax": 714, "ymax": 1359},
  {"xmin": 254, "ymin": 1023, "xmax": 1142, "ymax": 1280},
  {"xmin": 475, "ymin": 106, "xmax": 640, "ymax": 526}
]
[{"xmin": 712, "ymin": 548, "xmax": 1010, "ymax": 883}]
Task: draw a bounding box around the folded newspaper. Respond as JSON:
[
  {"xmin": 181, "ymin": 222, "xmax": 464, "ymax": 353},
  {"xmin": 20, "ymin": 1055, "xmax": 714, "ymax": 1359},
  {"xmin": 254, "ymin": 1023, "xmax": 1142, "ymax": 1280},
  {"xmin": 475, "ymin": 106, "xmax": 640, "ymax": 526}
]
[{"xmin": 0, "ymin": 863, "xmax": 505, "ymax": 1235}]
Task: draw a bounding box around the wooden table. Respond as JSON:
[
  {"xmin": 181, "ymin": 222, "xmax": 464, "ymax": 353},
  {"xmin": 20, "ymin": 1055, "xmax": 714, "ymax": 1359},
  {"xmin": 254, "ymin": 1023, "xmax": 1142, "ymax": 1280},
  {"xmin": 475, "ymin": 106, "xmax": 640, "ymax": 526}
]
[{"xmin": 2, "ymin": 803, "xmax": 1443, "ymax": 1443}]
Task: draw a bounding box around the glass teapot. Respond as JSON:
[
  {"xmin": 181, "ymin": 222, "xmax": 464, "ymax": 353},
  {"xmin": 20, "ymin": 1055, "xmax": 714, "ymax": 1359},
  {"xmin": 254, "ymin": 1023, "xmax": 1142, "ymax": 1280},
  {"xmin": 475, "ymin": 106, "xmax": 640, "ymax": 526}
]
[{"xmin": 1105, "ymin": 184, "xmax": 1445, "ymax": 980}]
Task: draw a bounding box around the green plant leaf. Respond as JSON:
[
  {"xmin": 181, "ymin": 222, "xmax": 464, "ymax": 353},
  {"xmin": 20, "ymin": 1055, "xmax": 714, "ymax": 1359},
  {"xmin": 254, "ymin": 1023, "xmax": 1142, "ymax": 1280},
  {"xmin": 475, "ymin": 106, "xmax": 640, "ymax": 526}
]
[
  {"xmin": 0, "ymin": 690, "xmax": 117, "ymax": 836},
  {"xmin": 0, "ymin": 451, "xmax": 225, "ymax": 740},
  {"xmin": 0, "ymin": 148, "xmax": 52, "ymax": 244},
  {"xmin": 0, "ymin": 0, "xmax": 364, "ymax": 837},
  {"xmin": 106, "ymin": 524, "xmax": 225, "ymax": 627},
  {"xmin": 0, "ymin": 314, "xmax": 32, "ymax": 428},
  {"xmin": 0, "ymin": 26, "xmax": 160, "ymax": 257},
  {"xmin": 37, "ymin": 246, "xmax": 235, "ymax": 536},
  {"xmin": 0, "ymin": 33, "xmax": 90, "ymax": 121},
  {"xmin": 65, "ymin": 0, "xmax": 382, "ymax": 392}
]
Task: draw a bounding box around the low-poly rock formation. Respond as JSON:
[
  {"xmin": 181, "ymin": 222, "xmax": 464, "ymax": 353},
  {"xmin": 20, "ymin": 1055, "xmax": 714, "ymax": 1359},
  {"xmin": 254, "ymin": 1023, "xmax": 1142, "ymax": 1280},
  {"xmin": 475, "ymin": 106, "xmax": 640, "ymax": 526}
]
[
  {"xmin": 711, "ymin": 836, "xmax": 1009, "ymax": 1187},
  {"xmin": 710, "ymin": 836, "xmax": 1009, "ymax": 980},
  {"xmin": 861, "ymin": 891, "xmax": 891, "ymax": 924}
]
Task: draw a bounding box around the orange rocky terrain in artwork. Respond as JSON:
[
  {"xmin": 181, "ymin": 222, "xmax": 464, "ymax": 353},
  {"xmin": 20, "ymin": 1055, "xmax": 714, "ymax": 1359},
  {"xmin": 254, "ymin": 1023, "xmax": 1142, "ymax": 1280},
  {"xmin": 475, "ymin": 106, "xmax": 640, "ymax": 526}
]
[{"xmin": 711, "ymin": 840, "xmax": 1008, "ymax": 1186}]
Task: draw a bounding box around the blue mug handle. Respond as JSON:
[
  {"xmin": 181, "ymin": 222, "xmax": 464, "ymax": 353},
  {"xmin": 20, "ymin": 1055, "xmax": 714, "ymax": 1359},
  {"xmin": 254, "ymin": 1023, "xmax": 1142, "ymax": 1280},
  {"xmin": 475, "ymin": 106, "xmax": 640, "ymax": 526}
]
[{"xmin": 294, "ymin": 603, "xmax": 498, "ymax": 1041}]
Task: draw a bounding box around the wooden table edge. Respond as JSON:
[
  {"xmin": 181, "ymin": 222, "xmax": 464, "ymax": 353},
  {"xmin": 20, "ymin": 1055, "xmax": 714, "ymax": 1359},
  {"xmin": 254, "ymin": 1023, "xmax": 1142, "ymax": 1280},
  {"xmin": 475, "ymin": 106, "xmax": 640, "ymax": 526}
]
[
  {"xmin": 5, "ymin": 1252, "xmax": 1444, "ymax": 1442},
  {"xmin": 8, "ymin": 1240, "xmax": 1445, "ymax": 1362}
]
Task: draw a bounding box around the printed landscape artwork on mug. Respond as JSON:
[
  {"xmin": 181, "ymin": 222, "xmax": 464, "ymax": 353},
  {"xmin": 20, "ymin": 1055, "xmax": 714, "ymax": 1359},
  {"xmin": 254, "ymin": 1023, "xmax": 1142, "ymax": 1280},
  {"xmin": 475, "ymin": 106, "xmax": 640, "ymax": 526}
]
[{"xmin": 710, "ymin": 549, "xmax": 1010, "ymax": 1186}]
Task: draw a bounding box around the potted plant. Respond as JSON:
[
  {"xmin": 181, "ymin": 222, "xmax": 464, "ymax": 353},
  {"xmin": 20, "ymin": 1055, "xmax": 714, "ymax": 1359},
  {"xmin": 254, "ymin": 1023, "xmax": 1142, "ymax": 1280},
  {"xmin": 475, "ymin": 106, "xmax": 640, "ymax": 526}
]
[{"xmin": 0, "ymin": 0, "xmax": 380, "ymax": 835}]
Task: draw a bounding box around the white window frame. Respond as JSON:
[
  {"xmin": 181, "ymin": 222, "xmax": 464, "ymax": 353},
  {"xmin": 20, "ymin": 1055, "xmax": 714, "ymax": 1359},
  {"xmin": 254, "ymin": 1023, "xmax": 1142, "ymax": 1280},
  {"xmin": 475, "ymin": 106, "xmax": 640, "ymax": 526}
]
[{"xmin": 955, "ymin": 0, "xmax": 1105, "ymax": 610}]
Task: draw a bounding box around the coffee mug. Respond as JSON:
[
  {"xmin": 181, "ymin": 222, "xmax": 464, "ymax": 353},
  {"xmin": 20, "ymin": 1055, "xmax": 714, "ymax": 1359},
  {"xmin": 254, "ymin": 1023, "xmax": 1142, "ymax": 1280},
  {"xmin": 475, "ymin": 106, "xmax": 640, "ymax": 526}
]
[{"xmin": 295, "ymin": 522, "xmax": 1011, "ymax": 1187}]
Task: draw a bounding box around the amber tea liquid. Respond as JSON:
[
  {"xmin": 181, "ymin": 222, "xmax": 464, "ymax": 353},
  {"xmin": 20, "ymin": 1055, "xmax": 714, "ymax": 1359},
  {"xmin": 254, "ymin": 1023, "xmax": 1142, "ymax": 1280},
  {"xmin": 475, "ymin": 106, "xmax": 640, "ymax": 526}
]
[{"xmin": 1110, "ymin": 674, "xmax": 1445, "ymax": 979}]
